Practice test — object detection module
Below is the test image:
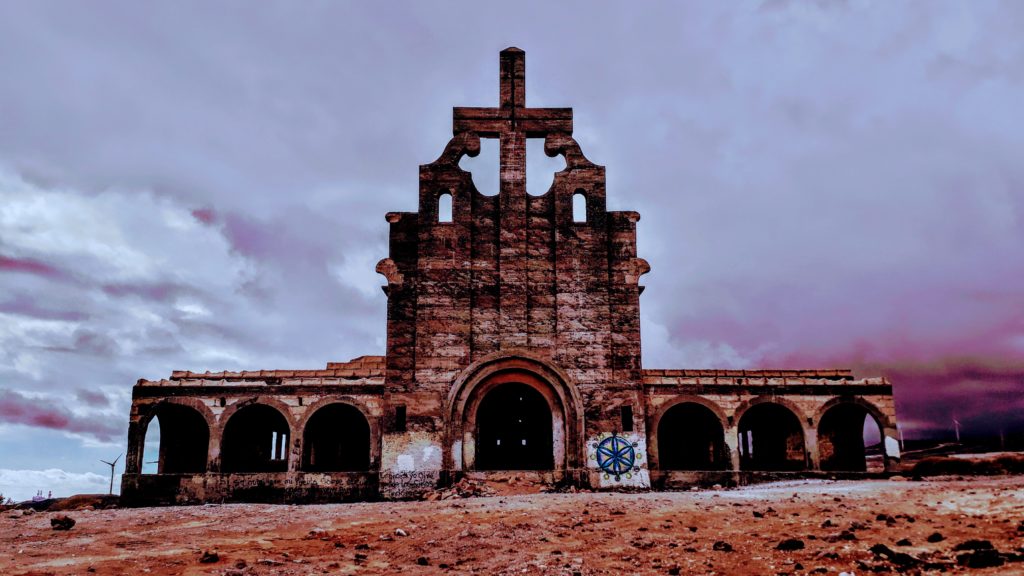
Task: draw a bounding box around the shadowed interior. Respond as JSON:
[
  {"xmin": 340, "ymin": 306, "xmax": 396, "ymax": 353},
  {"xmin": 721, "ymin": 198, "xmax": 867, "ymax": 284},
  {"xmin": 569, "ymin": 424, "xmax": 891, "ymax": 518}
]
[{"xmin": 476, "ymin": 382, "xmax": 554, "ymax": 471}]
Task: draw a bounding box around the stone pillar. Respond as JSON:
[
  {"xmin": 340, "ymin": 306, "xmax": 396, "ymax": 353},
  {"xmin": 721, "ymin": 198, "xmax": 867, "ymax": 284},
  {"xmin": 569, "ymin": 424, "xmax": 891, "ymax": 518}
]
[
  {"xmin": 124, "ymin": 420, "xmax": 144, "ymax": 474},
  {"xmin": 881, "ymin": 426, "xmax": 902, "ymax": 472},
  {"xmin": 724, "ymin": 425, "xmax": 741, "ymax": 471},
  {"xmin": 805, "ymin": 425, "xmax": 821, "ymax": 471},
  {"xmin": 288, "ymin": 426, "xmax": 303, "ymax": 473},
  {"xmin": 207, "ymin": 427, "xmax": 221, "ymax": 473}
]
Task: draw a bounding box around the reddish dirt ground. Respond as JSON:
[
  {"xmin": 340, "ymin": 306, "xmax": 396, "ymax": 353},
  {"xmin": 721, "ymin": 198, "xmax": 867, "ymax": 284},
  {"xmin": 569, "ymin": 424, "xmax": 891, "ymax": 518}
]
[{"xmin": 3, "ymin": 476, "xmax": 1023, "ymax": 575}]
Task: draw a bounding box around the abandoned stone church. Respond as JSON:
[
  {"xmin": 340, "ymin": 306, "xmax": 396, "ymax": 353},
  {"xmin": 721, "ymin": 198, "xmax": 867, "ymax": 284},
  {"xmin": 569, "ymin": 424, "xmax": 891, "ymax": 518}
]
[{"xmin": 121, "ymin": 49, "xmax": 901, "ymax": 504}]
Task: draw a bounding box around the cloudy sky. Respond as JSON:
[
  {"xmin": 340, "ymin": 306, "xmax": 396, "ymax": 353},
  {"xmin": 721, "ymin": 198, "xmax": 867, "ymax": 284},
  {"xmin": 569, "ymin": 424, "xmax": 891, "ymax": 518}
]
[{"xmin": 1, "ymin": 1, "xmax": 1022, "ymax": 500}]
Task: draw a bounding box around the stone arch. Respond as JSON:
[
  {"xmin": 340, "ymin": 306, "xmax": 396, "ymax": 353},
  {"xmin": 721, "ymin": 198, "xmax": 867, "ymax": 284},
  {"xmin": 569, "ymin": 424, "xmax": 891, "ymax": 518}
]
[
  {"xmin": 445, "ymin": 351, "xmax": 585, "ymax": 475},
  {"xmin": 137, "ymin": 398, "xmax": 213, "ymax": 474},
  {"xmin": 219, "ymin": 400, "xmax": 293, "ymax": 473},
  {"xmin": 298, "ymin": 397, "xmax": 378, "ymax": 472},
  {"xmin": 812, "ymin": 396, "xmax": 891, "ymax": 430},
  {"xmin": 734, "ymin": 398, "xmax": 809, "ymax": 471},
  {"xmin": 216, "ymin": 396, "xmax": 298, "ymax": 433},
  {"xmin": 650, "ymin": 397, "xmax": 730, "ymax": 471},
  {"xmin": 815, "ymin": 397, "xmax": 888, "ymax": 472}
]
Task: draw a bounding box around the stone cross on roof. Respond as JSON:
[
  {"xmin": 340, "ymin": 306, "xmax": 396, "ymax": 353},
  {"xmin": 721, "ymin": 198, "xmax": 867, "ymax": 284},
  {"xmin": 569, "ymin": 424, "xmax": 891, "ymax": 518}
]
[
  {"xmin": 453, "ymin": 47, "xmax": 573, "ymax": 137},
  {"xmin": 452, "ymin": 47, "xmax": 573, "ymax": 193}
]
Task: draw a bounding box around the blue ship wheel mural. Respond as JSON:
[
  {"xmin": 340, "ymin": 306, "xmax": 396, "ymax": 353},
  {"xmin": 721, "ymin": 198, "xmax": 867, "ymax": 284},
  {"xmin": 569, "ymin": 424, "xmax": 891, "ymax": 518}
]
[{"xmin": 592, "ymin": 433, "xmax": 642, "ymax": 481}]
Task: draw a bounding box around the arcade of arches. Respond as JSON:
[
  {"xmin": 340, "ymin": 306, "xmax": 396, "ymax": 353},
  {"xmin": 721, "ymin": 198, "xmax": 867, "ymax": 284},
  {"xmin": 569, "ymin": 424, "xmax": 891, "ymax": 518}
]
[
  {"xmin": 137, "ymin": 395, "xmax": 891, "ymax": 479},
  {"xmin": 138, "ymin": 401, "xmax": 375, "ymax": 475}
]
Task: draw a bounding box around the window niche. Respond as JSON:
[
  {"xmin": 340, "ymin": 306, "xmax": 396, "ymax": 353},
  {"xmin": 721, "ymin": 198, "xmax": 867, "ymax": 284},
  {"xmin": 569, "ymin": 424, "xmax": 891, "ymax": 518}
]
[
  {"xmin": 572, "ymin": 191, "xmax": 587, "ymax": 223},
  {"xmin": 438, "ymin": 192, "xmax": 453, "ymax": 223}
]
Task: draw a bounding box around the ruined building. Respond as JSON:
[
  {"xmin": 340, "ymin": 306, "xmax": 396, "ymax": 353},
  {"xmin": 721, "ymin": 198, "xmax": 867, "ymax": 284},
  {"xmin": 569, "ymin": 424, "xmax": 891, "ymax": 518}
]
[{"xmin": 121, "ymin": 48, "xmax": 901, "ymax": 504}]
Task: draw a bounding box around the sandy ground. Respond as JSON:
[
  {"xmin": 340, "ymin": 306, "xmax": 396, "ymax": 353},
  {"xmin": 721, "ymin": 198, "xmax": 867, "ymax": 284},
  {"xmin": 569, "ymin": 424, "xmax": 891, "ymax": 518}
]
[{"xmin": 3, "ymin": 476, "xmax": 1023, "ymax": 575}]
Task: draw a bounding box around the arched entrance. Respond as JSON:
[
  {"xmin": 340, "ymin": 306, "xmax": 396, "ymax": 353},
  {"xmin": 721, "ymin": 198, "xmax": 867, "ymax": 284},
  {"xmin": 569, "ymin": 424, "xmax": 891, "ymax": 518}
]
[
  {"xmin": 221, "ymin": 404, "xmax": 290, "ymax": 473},
  {"xmin": 818, "ymin": 402, "xmax": 885, "ymax": 472},
  {"xmin": 141, "ymin": 403, "xmax": 209, "ymax": 474},
  {"xmin": 476, "ymin": 383, "xmax": 553, "ymax": 470},
  {"xmin": 446, "ymin": 352, "xmax": 585, "ymax": 476},
  {"xmin": 657, "ymin": 402, "xmax": 727, "ymax": 470},
  {"xmin": 738, "ymin": 402, "xmax": 807, "ymax": 471},
  {"xmin": 302, "ymin": 403, "xmax": 371, "ymax": 472}
]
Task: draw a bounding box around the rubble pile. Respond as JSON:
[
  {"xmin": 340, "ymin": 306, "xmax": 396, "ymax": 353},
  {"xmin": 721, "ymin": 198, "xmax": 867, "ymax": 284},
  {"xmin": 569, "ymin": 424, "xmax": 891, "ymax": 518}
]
[{"xmin": 421, "ymin": 478, "xmax": 496, "ymax": 501}]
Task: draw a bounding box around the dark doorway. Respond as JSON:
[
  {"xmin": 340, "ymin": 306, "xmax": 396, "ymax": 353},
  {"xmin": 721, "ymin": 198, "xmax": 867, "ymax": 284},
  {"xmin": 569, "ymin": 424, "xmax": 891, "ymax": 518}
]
[
  {"xmin": 144, "ymin": 404, "xmax": 209, "ymax": 474},
  {"xmin": 302, "ymin": 403, "xmax": 371, "ymax": 472},
  {"xmin": 657, "ymin": 403, "xmax": 727, "ymax": 470},
  {"xmin": 222, "ymin": 404, "xmax": 290, "ymax": 473},
  {"xmin": 476, "ymin": 383, "xmax": 554, "ymax": 470},
  {"xmin": 819, "ymin": 403, "xmax": 882, "ymax": 472},
  {"xmin": 738, "ymin": 403, "xmax": 807, "ymax": 471}
]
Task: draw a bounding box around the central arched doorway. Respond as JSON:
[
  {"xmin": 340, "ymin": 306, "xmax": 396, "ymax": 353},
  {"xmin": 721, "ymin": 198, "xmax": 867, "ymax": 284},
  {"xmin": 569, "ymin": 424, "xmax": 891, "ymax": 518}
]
[
  {"xmin": 476, "ymin": 383, "xmax": 553, "ymax": 470},
  {"xmin": 446, "ymin": 352, "xmax": 585, "ymax": 477}
]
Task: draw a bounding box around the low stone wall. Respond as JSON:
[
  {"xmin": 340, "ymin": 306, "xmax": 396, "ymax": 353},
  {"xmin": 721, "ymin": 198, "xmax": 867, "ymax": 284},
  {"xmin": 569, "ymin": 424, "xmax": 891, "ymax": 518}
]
[{"xmin": 121, "ymin": 472, "xmax": 379, "ymax": 506}]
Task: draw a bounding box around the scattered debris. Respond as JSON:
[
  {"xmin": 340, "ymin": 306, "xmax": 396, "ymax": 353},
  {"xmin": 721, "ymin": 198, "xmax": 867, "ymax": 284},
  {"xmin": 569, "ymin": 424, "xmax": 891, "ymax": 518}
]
[
  {"xmin": 776, "ymin": 538, "xmax": 804, "ymax": 551},
  {"xmin": 50, "ymin": 515, "xmax": 75, "ymax": 531},
  {"xmin": 422, "ymin": 478, "xmax": 496, "ymax": 501},
  {"xmin": 199, "ymin": 550, "xmax": 219, "ymax": 563},
  {"xmin": 869, "ymin": 543, "xmax": 921, "ymax": 568},
  {"xmin": 953, "ymin": 539, "xmax": 994, "ymax": 551},
  {"xmin": 956, "ymin": 549, "xmax": 1004, "ymax": 569}
]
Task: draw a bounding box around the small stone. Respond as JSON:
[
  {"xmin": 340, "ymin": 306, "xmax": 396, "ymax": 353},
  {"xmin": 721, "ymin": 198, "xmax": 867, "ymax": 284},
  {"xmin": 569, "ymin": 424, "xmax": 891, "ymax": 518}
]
[
  {"xmin": 688, "ymin": 526, "xmax": 697, "ymax": 532},
  {"xmin": 926, "ymin": 532, "xmax": 944, "ymax": 543},
  {"xmin": 199, "ymin": 551, "xmax": 219, "ymax": 564},
  {"xmin": 753, "ymin": 511, "xmax": 764, "ymax": 518},
  {"xmin": 956, "ymin": 549, "xmax": 1004, "ymax": 569},
  {"xmin": 896, "ymin": 538, "xmax": 912, "ymax": 546},
  {"xmin": 952, "ymin": 539, "xmax": 994, "ymax": 551},
  {"xmin": 712, "ymin": 541, "xmax": 733, "ymax": 552},
  {"xmin": 776, "ymin": 538, "xmax": 804, "ymax": 551},
  {"xmin": 50, "ymin": 516, "xmax": 75, "ymax": 530},
  {"xmin": 395, "ymin": 528, "xmax": 408, "ymax": 537},
  {"xmin": 416, "ymin": 556, "xmax": 429, "ymax": 566},
  {"xmin": 870, "ymin": 543, "xmax": 921, "ymax": 567}
]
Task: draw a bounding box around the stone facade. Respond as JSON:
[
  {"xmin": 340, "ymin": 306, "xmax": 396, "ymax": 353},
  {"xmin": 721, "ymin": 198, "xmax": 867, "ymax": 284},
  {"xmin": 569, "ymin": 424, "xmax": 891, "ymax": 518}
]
[{"xmin": 121, "ymin": 48, "xmax": 900, "ymax": 505}]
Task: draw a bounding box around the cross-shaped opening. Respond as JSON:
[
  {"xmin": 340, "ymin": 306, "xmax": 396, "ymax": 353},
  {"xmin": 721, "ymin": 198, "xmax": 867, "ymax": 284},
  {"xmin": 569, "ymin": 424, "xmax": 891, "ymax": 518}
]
[{"xmin": 459, "ymin": 138, "xmax": 565, "ymax": 196}]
